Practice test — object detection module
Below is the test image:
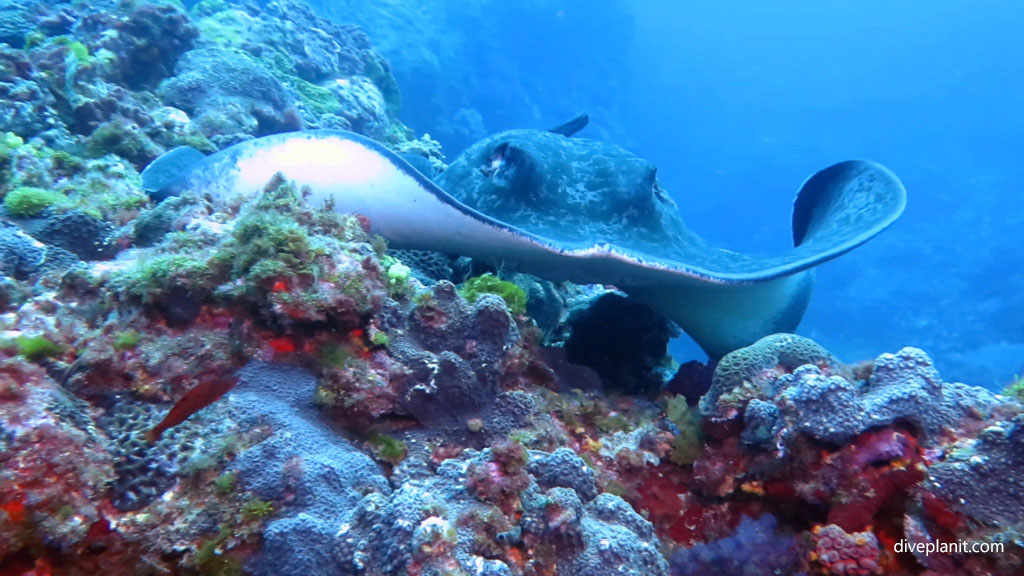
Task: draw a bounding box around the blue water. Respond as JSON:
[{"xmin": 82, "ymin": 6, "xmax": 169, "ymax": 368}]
[{"xmin": 316, "ymin": 0, "xmax": 1024, "ymax": 388}]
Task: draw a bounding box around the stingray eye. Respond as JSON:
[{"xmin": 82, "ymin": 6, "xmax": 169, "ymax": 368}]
[
  {"xmin": 483, "ymin": 142, "xmax": 509, "ymax": 176},
  {"xmin": 481, "ymin": 142, "xmax": 524, "ymax": 178}
]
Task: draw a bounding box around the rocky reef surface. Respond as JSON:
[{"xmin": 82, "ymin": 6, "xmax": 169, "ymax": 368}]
[{"xmin": 2, "ymin": 1, "xmax": 1024, "ymax": 576}]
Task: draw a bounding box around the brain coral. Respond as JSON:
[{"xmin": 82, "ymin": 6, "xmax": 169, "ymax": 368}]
[{"xmin": 699, "ymin": 333, "xmax": 839, "ymax": 417}]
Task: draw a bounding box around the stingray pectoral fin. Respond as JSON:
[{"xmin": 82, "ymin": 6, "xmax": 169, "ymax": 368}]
[
  {"xmin": 789, "ymin": 159, "xmax": 906, "ymax": 264},
  {"xmin": 626, "ymin": 271, "xmax": 815, "ymax": 360}
]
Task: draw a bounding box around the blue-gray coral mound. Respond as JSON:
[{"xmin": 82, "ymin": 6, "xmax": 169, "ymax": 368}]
[
  {"xmin": 701, "ymin": 335, "xmax": 999, "ymax": 449},
  {"xmin": 333, "ymin": 447, "xmax": 668, "ymax": 576},
  {"xmin": 227, "ymin": 362, "xmax": 390, "ymax": 576}
]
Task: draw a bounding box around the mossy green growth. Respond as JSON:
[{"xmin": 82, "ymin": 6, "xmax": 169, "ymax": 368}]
[
  {"xmin": 292, "ymin": 78, "xmax": 340, "ymax": 116},
  {"xmin": 16, "ymin": 335, "xmax": 64, "ymax": 362},
  {"xmin": 241, "ymin": 498, "xmax": 274, "ymax": 521},
  {"xmin": 3, "ymin": 186, "xmax": 67, "ymax": 217},
  {"xmin": 368, "ymin": 433, "xmax": 407, "ymax": 464},
  {"xmin": 169, "ymin": 131, "xmax": 217, "ymax": 154},
  {"xmin": 115, "ymin": 254, "xmax": 212, "ymax": 303},
  {"xmin": 198, "ymin": 555, "xmax": 242, "ymax": 576},
  {"xmin": 369, "ymin": 330, "xmax": 390, "ymax": 348},
  {"xmin": 363, "ymin": 55, "xmax": 402, "ymax": 115},
  {"xmin": 23, "ymin": 31, "xmax": 47, "ymax": 50},
  {"xmin": 386, "ymin": 261, "xmax": 411, "ymax": 295},
  {"xmin": 214, "ymin": 471, "xmax": 238, "ymax": 495},
  {"xmin": 84, "ymin": 120, "xmax": 158, "ymax": 165},
  {"xmin": 192, "ymin": 0, "xmax": 229, "ymax": 17},
  {"xmin": 459, "ymin": 274, "xmax": 527, "ymax": 316},
  {"xmin": 596, "ymin": 414, "xmax": 630, "ymax": 433},
  {"xmin": 48, "ymin": 150, "xmax": 84, "ymax": 178},
  {"xmin": 1003, "ymin": 375, "xmax": 1024, "ymax": 402},
  {"xmin": 52, "ymin": 37, "xmax": 91, "ymax": 63},
  {"xmin": 225, "ymin": 178, "xmax": 322, "ymax": 285},
  {"xmin": 114, "ymin": 330, "xmax": 142, "ymax": 351},
  {"xmin": 319, "ymin": 342, "xmax": 351, "ymax": 368},
  {"xmin": 413, "ymin": 291, "xmax": 435, "ymax": 308},
  {"xmin": 193, "ymin": 522, "xmax": 234, "ymax": 565},
  {"xmin": 230, "ymin": 214, "xmax": 313, "ymax": 281},
  {"xmin": 0, "ymin": 134, "xmax": 21, "ymax": 188},
  {"xmin": 665, "ymin": 395, "xmax": 703, "ymax": 465}
]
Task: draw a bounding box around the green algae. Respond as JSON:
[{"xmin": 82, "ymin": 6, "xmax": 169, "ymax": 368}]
[
  {"xmin": 168, "ymin": 131, "xmax": 217, "ymax": 154},
  {"xmin": 84, "ymin": 120, "xmax": 160, "ymax": 165},
  {"xmin": 3, "ymin": 186, "xmax": 68, "ymax": 217},
  {"xmin": 241, "ymin": 498, "xmax": 273, "ymax": 521},
  {"xmin": 459, "ymin": 273, "xmax": 527, "ymax": 315},
  {"xmin": 368, "ymin": 433, "xmax": 407, "ymax": 464},
  {"xmin": 191, "ymin": 0, "xmax": 229, "ymax": 17},
  {"xmin": 369, "ymin": 330, "xmax": 390, "ymax": 348},
  {"xmin": 665, "ymin": 395, "xmax": 702, "ymax": 465},
  {"xmin": 52, "ymin": 36, "xmax": 91, "ymax": 63},
  {"xmin": 120, "ymin": 181, "xmax": 321, "ymax": 305},
  {"xmin": 223, "ymin": 176, "xmax": 351, "ymax": 289},
  {"xmin": 114, "ymin": 330, "xmax": 142, "ymax": 351},
  {"xmin": 291, "ymin": 78, "xmax": 341, "ymax": 116},
  {"xmin": 15, "ymin": 335, "xmax": 64, "ymax": 361},
  {"xmin": 23, "ymin": 31, "xmax": 46, "ymax": 50},
  {"xmin": 116, "ymin": 254, "xmax": 214, "ymax": 303},
  {"xmin": 1, "ymin": 132, "xmax": 23, "ymax": 150},
  {"xmin": 214, "ymin": 471, "xmax": 238, "ymax": 495},
  {"xmin": 319, "ymin": 342, "xmax": 352, "ymax": 368},
  {"xmin": 194, "ymin": 8, "xmax": 253, "ymax": 48},
  {"xmin": 363, "ymin": 54, "xmax": 402, "ymax": 115},
  {"xmin": 383, "ymin": 255, "xmax": 412, "ymax": 298},
  {"xmin": 1003, "ymin": 376, "xmax": 1024, "ymax": 402},
  {"xmin": 195, "ymin": 525, "xmax": 238, "ymax": 574}
]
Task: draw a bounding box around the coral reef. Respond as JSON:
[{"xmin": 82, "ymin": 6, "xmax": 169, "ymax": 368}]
[
  {"xmin": 334, "ymin": 447, "xmax": 669, "ymax": 576},
  {"xmin": 228, "ymin": 362, "xmax": 389, "ymax": 576},
  {"xmin": 0, "ymin": 0, "xmax": 427, "ymax": 283},
  {"xmin": 811, "ymin": 523, "xmax": 881, "ymax": 576},
  {"xmin": 925, "ymin": 414, "xmax": 1024, "ymax": 527},
  {"xmin": 1, "ymin": 1, "xmax": 1024, "ymax": 576},
  {"xmin": 0, "ymin": 361, "xmax": 114, "ymax": 561},
  {"xmin": 159, "ymin": 46, "xmax": 299, "ymax": 139},
  {"xmin": 701, "ymin": 335, "xmax": 999, "ymax": 450},
  {"xmin": 669, "ymin": 515, "xmax": 803, "ymax": 576}
]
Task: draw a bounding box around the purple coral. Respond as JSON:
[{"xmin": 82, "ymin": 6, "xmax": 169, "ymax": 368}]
[{"xmin": 669, "ymin": 515, "xmax": 804, "ymax": 576}]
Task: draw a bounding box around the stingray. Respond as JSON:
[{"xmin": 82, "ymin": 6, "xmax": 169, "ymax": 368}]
[{"xmin": 143, "ymin": 119, "xmax": 905, "ymax": 358}]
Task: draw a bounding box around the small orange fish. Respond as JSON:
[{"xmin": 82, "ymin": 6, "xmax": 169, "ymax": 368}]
[{"xmin": 146, "ymin": 373, "xmax": 240, "ymax": 444}]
